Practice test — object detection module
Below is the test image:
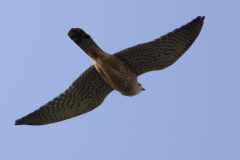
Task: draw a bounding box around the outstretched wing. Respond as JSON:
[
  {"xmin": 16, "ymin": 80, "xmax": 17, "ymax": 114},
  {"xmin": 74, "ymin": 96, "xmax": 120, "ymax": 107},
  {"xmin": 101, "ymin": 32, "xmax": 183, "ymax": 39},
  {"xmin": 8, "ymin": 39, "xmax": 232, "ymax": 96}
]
[
  {"xmin": 114, "ymin": 16, "xmax": 205, "ymax": 76},
  {"xmin": 15, "ymin": 66, "xmax": 113, "ymax": 125}
]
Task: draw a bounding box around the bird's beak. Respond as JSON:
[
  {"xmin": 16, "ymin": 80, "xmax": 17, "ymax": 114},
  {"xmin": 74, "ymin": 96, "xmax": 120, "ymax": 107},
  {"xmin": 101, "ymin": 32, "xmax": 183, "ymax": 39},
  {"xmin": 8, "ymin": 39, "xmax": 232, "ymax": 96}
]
[{"xmin": 142, "ymin": 88, "xmax": 145, "ymax": 91}]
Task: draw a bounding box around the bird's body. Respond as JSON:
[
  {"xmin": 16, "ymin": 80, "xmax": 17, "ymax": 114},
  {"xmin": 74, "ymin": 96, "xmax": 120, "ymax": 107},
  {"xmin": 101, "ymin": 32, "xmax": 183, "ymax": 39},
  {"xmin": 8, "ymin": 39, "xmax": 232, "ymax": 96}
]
[
  {"xmin": 68, "ymin": 28, "xmax": 144, "ymax": 96},
  {"xmin": 15, "ymin": 16, "xmax": 205, "ymax": 125},
  {"xmin": 93, "ymin": 54, "xmax": 142, "ymax": 96}
]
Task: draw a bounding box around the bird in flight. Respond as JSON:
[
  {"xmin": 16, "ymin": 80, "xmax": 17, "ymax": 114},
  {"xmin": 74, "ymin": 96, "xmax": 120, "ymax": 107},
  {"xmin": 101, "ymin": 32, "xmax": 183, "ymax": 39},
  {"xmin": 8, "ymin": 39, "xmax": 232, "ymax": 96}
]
[{"xmin": 15, "ymin": 16, "xmax": 205, "ymax": 125}]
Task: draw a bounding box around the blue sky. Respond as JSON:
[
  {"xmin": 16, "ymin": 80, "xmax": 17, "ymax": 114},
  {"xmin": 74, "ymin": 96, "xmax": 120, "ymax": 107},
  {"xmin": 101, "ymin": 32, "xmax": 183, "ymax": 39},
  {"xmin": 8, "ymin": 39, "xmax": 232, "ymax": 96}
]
[{"xmin": 1, "ymin": 1, "xmax": 240, "ymax": 160}]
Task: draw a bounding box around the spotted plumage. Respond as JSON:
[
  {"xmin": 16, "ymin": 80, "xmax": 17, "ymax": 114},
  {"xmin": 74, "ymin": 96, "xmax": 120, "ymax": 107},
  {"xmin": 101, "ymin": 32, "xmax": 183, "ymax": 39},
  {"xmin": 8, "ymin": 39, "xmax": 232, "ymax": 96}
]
[{"xmin": 15, "ymin": 16, "xmax": 205, "ymax": 125}]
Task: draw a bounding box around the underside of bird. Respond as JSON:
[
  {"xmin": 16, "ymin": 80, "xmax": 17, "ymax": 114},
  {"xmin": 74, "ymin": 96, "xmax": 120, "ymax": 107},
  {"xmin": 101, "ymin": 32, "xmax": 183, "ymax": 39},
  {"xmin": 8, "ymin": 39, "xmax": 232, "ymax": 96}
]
[{"xmin": 15, "ymin": 16, "xmax": 205, "ymax": 125}]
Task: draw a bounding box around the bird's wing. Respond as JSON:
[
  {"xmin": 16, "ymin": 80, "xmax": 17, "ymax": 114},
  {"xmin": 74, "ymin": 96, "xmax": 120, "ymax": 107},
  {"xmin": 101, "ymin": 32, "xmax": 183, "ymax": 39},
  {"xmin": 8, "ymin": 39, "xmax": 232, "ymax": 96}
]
[
  {"xmin": 114, "ymin": 16, "xmax": 205, "ymax": 76},
  {"xmin": 15, "ymin": 66, "xmax": 113, "ymax": 125}
]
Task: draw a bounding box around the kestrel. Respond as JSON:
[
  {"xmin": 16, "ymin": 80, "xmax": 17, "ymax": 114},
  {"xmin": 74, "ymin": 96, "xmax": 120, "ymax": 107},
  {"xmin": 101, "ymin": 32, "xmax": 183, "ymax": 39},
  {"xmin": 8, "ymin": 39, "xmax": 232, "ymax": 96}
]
[{"xmin": 15, "ymin": 16, "xmax": 205, "ymax": 125}]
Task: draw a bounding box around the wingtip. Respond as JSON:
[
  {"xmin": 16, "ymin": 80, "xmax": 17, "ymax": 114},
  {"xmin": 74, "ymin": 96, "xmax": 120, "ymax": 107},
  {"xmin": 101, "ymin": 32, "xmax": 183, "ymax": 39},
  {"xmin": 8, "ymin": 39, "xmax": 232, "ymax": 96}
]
[
  {"xmin": 15, "ymin": 119, "xmax": 44, "ymax": 126},
  {"xmin": 198, "ymin": 16, "xmax": 205, "ymax": 19},
  {"xmin": 15, "ymin": 116, "xmax": 40, "ymax": 125},
  {"xmin": 186, "ymin": 16, "xmax": 205, "ymax": 34},
  {"xmin": 15, "ymin": 119, "xmax": 26, "ymax": 125},
  {"xmin": 197, "ymin": 16, "xmax": 205, "ymax": 23}
]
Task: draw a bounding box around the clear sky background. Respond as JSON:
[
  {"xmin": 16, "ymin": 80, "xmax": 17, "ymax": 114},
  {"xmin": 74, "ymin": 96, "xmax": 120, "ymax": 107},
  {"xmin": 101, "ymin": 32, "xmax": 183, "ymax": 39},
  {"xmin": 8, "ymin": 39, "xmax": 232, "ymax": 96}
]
[{"xmin": 1, "ymin": 1, "xmax": 240, "ymax": 160}]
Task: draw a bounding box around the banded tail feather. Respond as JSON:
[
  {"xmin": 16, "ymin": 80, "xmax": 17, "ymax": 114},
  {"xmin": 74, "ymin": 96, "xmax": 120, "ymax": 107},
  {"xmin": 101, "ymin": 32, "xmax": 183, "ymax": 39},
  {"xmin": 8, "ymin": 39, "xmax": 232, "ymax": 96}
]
[{"xmin": 68, "ymin": 28, "xmax": 107, "ymax": 60}]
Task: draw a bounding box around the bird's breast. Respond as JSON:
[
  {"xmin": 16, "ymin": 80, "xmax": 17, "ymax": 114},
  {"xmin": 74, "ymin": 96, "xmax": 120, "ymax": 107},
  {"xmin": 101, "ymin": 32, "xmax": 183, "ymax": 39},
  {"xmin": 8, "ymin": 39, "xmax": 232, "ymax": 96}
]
[{"xmin": 93, "ymin": 55, "xmax": 138, "ymax": 95}]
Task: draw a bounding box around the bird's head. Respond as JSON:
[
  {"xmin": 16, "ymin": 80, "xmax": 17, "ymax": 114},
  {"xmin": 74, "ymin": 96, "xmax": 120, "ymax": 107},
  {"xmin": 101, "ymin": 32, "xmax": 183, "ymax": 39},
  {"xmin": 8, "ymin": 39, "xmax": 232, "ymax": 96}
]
[{"xmin": 131, "ymin": 83, "xmax": 145, "ymax": 96}]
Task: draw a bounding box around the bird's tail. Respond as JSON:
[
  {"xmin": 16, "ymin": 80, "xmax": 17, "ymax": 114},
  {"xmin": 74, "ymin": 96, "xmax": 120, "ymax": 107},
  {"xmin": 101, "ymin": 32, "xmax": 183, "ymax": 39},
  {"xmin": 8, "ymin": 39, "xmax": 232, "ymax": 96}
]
[{"xmin": 68, "ymin": 28, "xmax": 108, "ymax": 60}]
